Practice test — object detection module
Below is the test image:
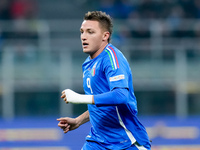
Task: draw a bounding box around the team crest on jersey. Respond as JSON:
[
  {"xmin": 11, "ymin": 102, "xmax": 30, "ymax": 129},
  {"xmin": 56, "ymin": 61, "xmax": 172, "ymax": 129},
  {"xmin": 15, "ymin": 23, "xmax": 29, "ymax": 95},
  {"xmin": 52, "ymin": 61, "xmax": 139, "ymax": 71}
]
[
  {"xmin": 91, "ymin": 62, "xmax": 97, "ymax": 76},
  {"xmin": 109, "ymin": 74, "xmax": 125, "ymax": 82}
]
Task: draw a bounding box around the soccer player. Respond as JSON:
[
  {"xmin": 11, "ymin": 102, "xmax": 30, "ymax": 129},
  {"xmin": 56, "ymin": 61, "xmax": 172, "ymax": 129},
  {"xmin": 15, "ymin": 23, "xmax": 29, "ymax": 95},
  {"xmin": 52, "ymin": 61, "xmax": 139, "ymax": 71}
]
[{"xmin": 57, "ymin": 11, "xmax": 151, "ymax": 150}]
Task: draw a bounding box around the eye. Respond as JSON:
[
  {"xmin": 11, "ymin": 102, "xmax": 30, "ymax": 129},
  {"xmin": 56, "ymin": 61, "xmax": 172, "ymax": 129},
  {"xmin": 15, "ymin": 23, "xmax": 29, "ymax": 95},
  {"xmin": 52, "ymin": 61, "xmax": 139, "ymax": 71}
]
[{"xmin": 88, "ymin": 30, "xmax": 94, "ymax": 34}]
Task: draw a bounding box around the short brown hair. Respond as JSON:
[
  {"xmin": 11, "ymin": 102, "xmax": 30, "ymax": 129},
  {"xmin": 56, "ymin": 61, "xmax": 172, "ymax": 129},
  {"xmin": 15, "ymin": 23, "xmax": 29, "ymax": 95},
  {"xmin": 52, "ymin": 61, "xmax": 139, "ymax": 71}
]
[{"xmin": 84, "ymin": 11, "xmax": 113, "ymax": 43}]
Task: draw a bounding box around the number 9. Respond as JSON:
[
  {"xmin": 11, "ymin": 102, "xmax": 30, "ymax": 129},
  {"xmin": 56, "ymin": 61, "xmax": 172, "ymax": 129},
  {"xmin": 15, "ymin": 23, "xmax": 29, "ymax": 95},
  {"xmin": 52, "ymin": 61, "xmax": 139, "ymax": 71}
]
[{"xmin": 87, "ymin": 78, "xmax": 93, "ymax": 94}]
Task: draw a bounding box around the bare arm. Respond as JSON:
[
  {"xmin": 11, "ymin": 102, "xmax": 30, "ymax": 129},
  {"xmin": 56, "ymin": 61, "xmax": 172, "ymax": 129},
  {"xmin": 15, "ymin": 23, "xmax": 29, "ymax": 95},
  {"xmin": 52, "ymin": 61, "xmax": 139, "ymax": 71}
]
[
  {"xmin": 57, "ymin": 110, "xmax": 90, "ymax": 133},
  {"xmin": 76, "ymin": 110, "xmax": 90, "ymax": 125}
]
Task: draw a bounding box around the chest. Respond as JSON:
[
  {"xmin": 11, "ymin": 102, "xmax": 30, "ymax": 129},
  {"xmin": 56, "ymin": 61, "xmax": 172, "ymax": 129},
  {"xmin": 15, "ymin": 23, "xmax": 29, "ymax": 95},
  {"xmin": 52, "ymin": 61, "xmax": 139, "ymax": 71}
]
[{"xmin": 83, "ymin": 61, "xmax": 108, "ymax": 94}]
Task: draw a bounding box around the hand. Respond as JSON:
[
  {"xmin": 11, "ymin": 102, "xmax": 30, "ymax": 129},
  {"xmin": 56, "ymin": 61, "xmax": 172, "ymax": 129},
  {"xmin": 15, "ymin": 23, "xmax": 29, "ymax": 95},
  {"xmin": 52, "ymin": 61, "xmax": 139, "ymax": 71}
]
[
  {"xmin": 61, "ymin": 89, "xmax": 78, "ymax": 104},
  {"xmin": 61, "ymin": 90, "xmax": 68, "ymax": 103},
  {"xmin": 57, "ymin": 117, "xmax": 80, "ymax": 133}
]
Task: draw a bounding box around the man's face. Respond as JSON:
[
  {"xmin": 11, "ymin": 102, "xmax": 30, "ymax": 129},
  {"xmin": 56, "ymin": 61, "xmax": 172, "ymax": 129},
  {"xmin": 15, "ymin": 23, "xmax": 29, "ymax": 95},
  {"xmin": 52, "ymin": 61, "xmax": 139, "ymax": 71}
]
[{"xmin": 80, "ymin": 20, "xmax": 107, "ymax": 58}]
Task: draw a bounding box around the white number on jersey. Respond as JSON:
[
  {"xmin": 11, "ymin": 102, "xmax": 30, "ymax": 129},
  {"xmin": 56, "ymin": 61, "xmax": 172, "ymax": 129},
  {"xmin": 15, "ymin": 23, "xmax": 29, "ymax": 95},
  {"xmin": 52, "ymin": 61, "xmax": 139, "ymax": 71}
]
[{"xmin": 87, "ymin": 78, "xmax": 93, "ymax": 94}]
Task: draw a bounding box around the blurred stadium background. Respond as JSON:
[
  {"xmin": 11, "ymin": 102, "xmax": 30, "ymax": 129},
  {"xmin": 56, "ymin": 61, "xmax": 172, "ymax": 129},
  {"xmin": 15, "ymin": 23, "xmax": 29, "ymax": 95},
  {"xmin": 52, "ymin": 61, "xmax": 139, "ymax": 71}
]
[{"xmin": 0, "ymin": 0, "xmax": 200, "ymax": 149}]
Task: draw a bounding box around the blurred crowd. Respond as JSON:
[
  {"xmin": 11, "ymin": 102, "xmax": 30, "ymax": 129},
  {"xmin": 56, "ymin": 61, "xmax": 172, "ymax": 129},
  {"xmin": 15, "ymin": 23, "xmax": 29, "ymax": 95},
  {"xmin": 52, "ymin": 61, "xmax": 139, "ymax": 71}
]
[
  {"xmin": 0, "ymin": 0, "xmax": 38, "ymax": 62},
  {"xmin": 96, "ymin": 0, "xmax": 200, "ymax": 40},
  {"xmin": 0, "ymin": 0, "xmax": 200, "ymax": 51},
  {"xmin": 1, "ymin": 0, "xmax": 200, "ymax": 40},
  {"xmin": 0, "ymin": 0, "xmax": 38, "ymax": 39},
  {"xmin": 0, "ymin": 0, "xmax": 37, "ymax": 20},
  {"xmin": 97, "ymin": 0, "xmax": 200, "ymax": 19}
]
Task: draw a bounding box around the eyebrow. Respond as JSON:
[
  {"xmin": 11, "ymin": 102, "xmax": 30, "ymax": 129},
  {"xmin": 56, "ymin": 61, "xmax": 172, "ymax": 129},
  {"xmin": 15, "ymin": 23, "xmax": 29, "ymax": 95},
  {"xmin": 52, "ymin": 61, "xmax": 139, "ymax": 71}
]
[{"xmin": 80, "ymin": 28, "xmax": 94, "ymax": 32}]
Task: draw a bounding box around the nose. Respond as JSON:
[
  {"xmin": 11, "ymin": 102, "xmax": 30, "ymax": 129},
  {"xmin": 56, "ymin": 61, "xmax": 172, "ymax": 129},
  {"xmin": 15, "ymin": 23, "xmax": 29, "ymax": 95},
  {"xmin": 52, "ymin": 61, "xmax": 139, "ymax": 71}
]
[{"xmin": 81, "ymin": 32, "xmax": 87, "ymax": 41}]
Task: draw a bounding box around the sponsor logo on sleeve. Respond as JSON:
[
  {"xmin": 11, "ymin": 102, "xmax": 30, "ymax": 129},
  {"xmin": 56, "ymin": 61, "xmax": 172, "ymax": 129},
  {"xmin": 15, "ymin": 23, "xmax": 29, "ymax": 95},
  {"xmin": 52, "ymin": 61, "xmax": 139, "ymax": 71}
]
[{"xmin": 109, "ymin": 74, "xmax": 125, "ymax": 82}]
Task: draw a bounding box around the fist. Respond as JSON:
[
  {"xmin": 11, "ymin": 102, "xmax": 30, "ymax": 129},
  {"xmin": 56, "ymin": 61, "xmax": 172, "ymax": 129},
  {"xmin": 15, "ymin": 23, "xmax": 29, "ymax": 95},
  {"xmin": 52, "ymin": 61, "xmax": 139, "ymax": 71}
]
[{"xmin": 61, "ymin": 89, "xmax": 78, "ymax": 103}]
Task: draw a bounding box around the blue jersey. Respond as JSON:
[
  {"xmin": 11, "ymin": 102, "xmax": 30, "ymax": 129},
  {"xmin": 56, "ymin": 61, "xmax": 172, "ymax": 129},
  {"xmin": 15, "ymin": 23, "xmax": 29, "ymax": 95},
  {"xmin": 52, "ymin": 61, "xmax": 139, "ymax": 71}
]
[{"xmin": 82, "ymin": 43, "xmax": 150, "ymax": 149}]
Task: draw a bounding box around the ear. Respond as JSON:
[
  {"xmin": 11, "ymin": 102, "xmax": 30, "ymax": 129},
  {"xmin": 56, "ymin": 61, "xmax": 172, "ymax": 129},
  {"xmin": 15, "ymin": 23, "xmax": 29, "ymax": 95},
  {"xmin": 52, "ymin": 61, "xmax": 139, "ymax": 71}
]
[{"xmin": 102, "ymin": 31, "xmax": 110, "ymax": 41}]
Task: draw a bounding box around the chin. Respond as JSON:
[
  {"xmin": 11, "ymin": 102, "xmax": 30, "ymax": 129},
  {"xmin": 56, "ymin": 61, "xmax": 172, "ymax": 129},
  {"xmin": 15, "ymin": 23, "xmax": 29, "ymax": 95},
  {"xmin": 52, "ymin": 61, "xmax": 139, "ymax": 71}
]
[{"xmin": 83, "ymin": 49, "xmax": 90, "ymax": 54}]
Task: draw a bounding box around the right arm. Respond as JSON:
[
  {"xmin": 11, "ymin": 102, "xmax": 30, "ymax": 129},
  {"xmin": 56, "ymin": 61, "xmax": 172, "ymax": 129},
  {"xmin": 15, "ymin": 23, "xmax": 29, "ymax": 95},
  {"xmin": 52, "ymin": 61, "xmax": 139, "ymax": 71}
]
[
  {"xmin": 57, "ymin": 110, "xmax": 89, "ymax": 133},
  {"xmin": 76, "ymin": 110, "xmax": 90, "ymax": 125}
]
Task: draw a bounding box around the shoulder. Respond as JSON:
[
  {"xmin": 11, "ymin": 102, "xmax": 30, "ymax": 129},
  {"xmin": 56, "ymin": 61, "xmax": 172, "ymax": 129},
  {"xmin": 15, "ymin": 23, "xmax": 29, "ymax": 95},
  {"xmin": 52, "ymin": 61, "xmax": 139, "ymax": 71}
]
[
  {"xmin": 105, "ymin": 44, "xmax": 125, "ymax": 61},
  {"xmin": 103, "ymin": 44, "xmax": 127, "ymax": 70}
]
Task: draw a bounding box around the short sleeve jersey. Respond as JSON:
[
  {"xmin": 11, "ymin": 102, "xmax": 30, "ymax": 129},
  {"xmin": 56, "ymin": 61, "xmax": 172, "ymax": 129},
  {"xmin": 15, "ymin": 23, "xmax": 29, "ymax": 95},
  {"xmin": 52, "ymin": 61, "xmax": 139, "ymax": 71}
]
[{"xmin": 82, "ymin": 43, "xmax": 150, "ymax": 150}]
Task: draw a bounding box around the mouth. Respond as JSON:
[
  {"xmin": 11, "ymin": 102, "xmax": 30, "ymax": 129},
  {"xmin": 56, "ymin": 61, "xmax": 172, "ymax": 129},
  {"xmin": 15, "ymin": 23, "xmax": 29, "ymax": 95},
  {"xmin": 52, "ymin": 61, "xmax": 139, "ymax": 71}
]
[{"xmin": 82, "ymin": 42, "xmax": 89, "ymax": 48}]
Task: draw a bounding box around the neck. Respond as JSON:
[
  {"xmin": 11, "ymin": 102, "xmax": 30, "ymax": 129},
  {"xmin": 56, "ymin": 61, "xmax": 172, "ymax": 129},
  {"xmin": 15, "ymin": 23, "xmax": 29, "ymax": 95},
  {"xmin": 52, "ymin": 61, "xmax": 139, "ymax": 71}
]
[{"xmin": 90, "ymin": 42, "xmax": 108, "ymax": 59}]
